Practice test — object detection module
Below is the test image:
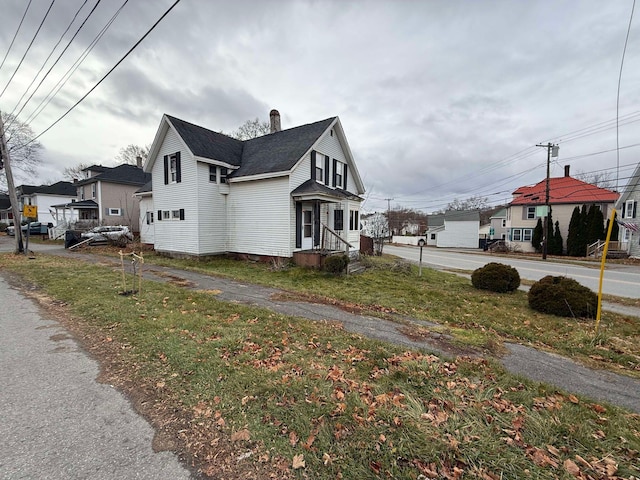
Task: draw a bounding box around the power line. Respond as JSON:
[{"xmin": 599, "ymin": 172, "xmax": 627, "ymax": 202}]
[
  {"xmin": 0, "ymin": 0, "xmax": 57, "ymax": 100},
  {"xmin": 6, "ymin": 0, "xmax": 102, "ymax": 131},
  {"xmin": 0, "ymin": 0, "xmax": 34, "ymax": 74},
  {"xmin": 12, "ymin": 0, "xmax": 182, "ymax": 151},
  {"xmin": 616, "ymin": 0, "xmax": 636, "ymax": 191},
  {"xmin": 21, "ymin": 0, "xmax": 128, "ymax": 129},
  {"xmin": 6, "ymin": 0, "xmax": 93, "ymax": 123}
]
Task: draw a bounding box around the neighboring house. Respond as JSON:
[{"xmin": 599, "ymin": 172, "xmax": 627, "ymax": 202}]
[
  {"xmin": 142, "ymin": 110, "xmax": 365, "ymax": 259},
  {"xmin": 434, "ymin": 210, "xmax": 480, "ymax": 248},
  {"xmin": 133, "ymin": 181, "xmax": 154, "ymax": 245},
  {"xmin": 53, "ymin": 163, "xmax": 150, "ymax": 231},
  {"xmin": 506, "ymin": 165, "xmax": 618, "ymax": 253},
  {"xmin": 489, "ymin": 207, "xmax": 508, "ymax": 240},
  {"xmin": 0, "ymin": 193, "xmax": 13, "ymax": 225},
  {"xmin": 616, "ymin": 162, "xmax": 640, "ymax": 258},
  {"xmin": 425, "ymin": 214, "xmax": 444, "ymax": 246},
  {"xmin": 16, "ymin": 181, "xmax": 77, "ymax": 226},
  {"xmin": 400, "ymin": 221, "xmax": 421, "ymax": 236}
]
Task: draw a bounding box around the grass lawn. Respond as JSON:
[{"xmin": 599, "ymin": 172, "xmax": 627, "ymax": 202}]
[
  {"xmin": 0, "ymin": 252, "xmax": 639, "ymax": 479},
  {"xmin": 140, "ymin": 252, "xmax": 640, "ymax": 378}
]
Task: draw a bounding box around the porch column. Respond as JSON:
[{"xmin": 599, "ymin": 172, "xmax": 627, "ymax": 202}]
[{"xmin": 344, "ymin": 199, "xmax": 349, "ymax": 253}]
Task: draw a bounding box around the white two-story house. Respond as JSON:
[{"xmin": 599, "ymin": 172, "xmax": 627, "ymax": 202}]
[{"xmin": 142, "ymin": 110, "xmax": 365, "ymax": 260}]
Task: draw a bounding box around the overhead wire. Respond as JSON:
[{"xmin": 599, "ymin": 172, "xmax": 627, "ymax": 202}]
[
  {"xmin": 5, "ymin": 0, "xmax": 105, "ymax": 133},
  {"xmin": 5, "ymin": 0, "xmax": 93, "ymax": 127},
  {"xmin": 11, "ymin": 0, "xmax": 183, "ymax": 151},
  {"xmin": 20, "ymin": 0, "xmax": 129, "ymax": 129},
  {"xmin": 0, "ymin": 0, "xmax": 34, "ymax": 74},
  {"xmin": 0, "ymin": 0, "xmax": 57, "ymax": 100}
]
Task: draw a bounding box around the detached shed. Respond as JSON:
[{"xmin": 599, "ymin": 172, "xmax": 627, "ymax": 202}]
[{"xmin": 433, "ymin": 210, "xmax": 480, "ymax": 248}]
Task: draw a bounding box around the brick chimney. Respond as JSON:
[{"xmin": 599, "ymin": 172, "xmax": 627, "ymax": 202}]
[
  {"xmin": 564, "ymin": 165, "xmax": 570, "ymax": 177},
  {"xmin": 136, "ymin": 155, "xmax": 143, "ymax": 168},
  {"xmin": 270, "ymin": 109, "xmax": 281, "ymax": 133}
]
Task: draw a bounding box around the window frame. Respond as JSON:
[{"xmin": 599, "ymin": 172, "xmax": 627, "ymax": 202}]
[
  {"xmin": 315, "ymin": 165, "xmax": 323, "ymax": 184},
  {"xmin": 209, "ymin": 165, "xmax": 217, "ymax": 183},
  {"xmin": 334, "ymin": 209, "xmax": 344, "ymax": 231},
  {"xmin": 220, "ymin": 167, "xmax": 228, "ymax": 184},
  {"xmin": 107, "ymin": 207, "xmax": 121, "ymax": 216},
  {"xmin": 625, "ymin": 200, "xmax": 635, "ymax": 219},
  {"xmin": 526, "ymin": 207, "xmax": 536, "ymax": 219},
  {"xmin": 512, "ymin": 228, "xmax": 522, "ymax": 241},
  {"xmin": 349, "ymin": 210, "xmax": 359, "ymax": 231},
  {"xmin": 146, "ymin": 211, "xmax": 154, "ymax": 225},
  {"xmin": 170, "ymin": 156, "xmax": 178, "ymax": 183},
  {"xmin": 523, "ymin": 228, "xmax": 532, "ymax": 241}
]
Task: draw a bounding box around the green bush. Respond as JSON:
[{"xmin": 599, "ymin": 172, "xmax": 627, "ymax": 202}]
[
  {"xmin": 0, "ymin": 222, "xmax": 7, "ymax": 232},
  {"xmin": 471, "ymin": 262, "xmax": 520, "ymax": 293},
  {"xmin": 528, "ymin": 275, "xmax": 597, "ymax": 318},
  {"xmin": 323, "ymin": 254, "xmax": 350, "ymax": 274}
]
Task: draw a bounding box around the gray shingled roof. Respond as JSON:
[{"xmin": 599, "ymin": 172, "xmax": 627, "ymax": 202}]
[
  {"xmin": 291, "ymin": 178, "xmax": 361, "ymax": 200},
  {"xmin": 76, "ymin": 164, "xmax": 150, "ymax": 187},
  {"xmin": 444, "ymin": 210, "xmax": 480, "ymax": 222},
  {"xmin": 135, "ymin": 180, "xmax": 152, "ymax": 194},
  {"xmin": 165, "ymin": 114, "xmax": 336, "ymax": 178},
  {"xmin": 0, "ymin": 193, "xmax": 10, "ymax": 209},
  {"xmin": 19, "ymin": 181, "xmax": 77, "ymax": 196},
  {"xmin": 235, "ymin": 117, "xmax": 336, "ymax": 177},
  {"xmin": 166, "ymin": 115, "xmax": 243, "ymax": 166}
]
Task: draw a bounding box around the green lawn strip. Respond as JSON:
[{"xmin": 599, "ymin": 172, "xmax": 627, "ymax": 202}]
[
  {"xmin": 137, "ymin": 253, "xmax": 640, "ymax": 377},
  {"xmin": 1, "ymin": 253, "xmax": 639, "ymax": 479}
]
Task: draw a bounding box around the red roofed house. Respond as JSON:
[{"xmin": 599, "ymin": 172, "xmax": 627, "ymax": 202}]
[{"xmin": 506, "ymin": 165, "xmax": 619, "ymax": 253}]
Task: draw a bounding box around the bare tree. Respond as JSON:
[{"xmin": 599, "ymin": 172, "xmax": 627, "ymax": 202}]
[
  {"xmin": 115, "ymin": 144, "xmax": 149, "ymax": 165},
  {"xmin": 0, "ymin": 112, "xmax": 43, "ymax": 190},
  {"xmin": 366, "ymin": 212, "xmax": 389, "ymax": 256},
  {"xmin": 228, "ymin": 118, "xmax": 270, "ymax": 140},
  {"xmin": 574, "ymin": 170, "xmax": 615, "ymax": 189},
  {"xmin": 62, "ymin": 162, "xmax": 91, "ymax": 181},
  {"xmin": 447, "ymin": 195, "xmax": 489, "ymax": 211}
]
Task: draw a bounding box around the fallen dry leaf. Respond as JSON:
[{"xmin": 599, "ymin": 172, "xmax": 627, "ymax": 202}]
[
  {"xmin": 563, "ymin": 459, "xmax": 580, "ymax": 477},
  {"xmin": 292, "ymin": 454, "xmax": 305, "ymax": 469},
  {"xmin": 568, "ymin": 394, "xmax": 580, "ymax": 404},
  {"xmin": 230, "ymin": 429, "xmax": 251, "ymax": 442},
  {"xmin": 289, "ymin": 431, "xmax": 298, "ymax": 447}
]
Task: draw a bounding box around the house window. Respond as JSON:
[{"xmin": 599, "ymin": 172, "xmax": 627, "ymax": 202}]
[
  {"xmin": 334, "ymin": 209, "xmax": 344, "ymax": 231},
  {"xmin": 512, "ymin": 229, "xmax": 522, "ymax": 241},
  {"xmin": 108, "ymin": 208, "xmax": 121, "ymax": 216},
  {"xmin": 209, "ymin": 165, "xmax": 217, "ymax": 182},
  {"xmin": 79, "ymin": 187, "xmax": 84, "ymax": 201},
  {"xmin": 501, "ymin": 219, "xmax": 506, "ymax": 228},
  {"xmin": 171, "ymin": 209, "xmax": 181, "ymax": 219},
  {"xmin": 315, "ymin": 165, "xmax": 323, "ymax": 183},
  {"xmin": 430, "ymin": 233, "xmax": 436, "ymax": 240},
  {"xmin": 91, "ymin": 183, "xmax": 96, "ymax": 199},
  {"xmin": 170, "ymin": 157, "xmax": 178, "ymax": 182},
  {"xmin": 220, "ymin": 167, "xmax": 228, "ymax": 184},
  {"xmin": 349, "ymin": 210, "xmax": 359, "ymax": 231},
  {"xmin": 146, "ymin": 211, "xmax": 154, "ymax": 225},
  {"xmin": 523, "ymin": 229, "xmax": 532, "ymax": 241},
  {"xmin": 303, "ymin": 210, "xmax": 312, "ymax": 237},
  {"xmin": 625, "ymin": 200, "xmax": 636, "ymax": 219},
  {"xmin": 162, "ymin": 210, "xmax": 170, "ymax": 220},
  {"xmin": 526, "ymin": 207, "xmax": 536, "ymax": 219}
]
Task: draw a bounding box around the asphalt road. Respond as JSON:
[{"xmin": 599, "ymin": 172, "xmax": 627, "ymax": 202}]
[
  {"xmin": 386, "ymin": 244, "xmax": 640, "ymax": 299},
  {"xmin": 0, "ymin": 274, "xmax": 194, "ymax": 480}
]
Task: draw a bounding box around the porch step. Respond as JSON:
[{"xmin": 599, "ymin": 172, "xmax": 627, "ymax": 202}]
[{"xmin": 348, "ymin": 261, "xmax": 366, "ymax": 274}]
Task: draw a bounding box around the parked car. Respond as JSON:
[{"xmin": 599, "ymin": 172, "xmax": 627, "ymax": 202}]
[
  {"xmin": 81, "ymin": 225, "xmax": 133, "ymax": 242},
  {"xmin": 6, "ymin": 222, "xmax": 49, "ymax": 236}
]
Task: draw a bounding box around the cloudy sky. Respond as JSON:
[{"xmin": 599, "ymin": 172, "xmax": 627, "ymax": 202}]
[{"xmin": 1, "ymin": 0, "xmax": 639, "ymax": 213}]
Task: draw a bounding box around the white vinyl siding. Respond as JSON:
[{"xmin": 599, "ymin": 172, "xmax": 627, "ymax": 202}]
[
  {"xmin": 151, "ymin": 127, "xmax": 199, "ymax": 255},
  {"xmin": 228, "ymin": 177, "xmax": 291, "ymax": 256},
  {"xmin": 137, "ymin": 196, "xmax": 154, "ymax": 244},
  {"xmin": 196, "ymin": 161, "xmax": 227, "ymax": 254},
  {"xmin": 437, "ymin": 221, "xmax": 478, "ymax": 248}
]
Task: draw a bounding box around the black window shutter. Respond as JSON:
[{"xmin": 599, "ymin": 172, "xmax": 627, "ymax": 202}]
[
  {"xmin": 343, "ymin": 163, "xmax": 348, "ymax": 190},
  {"xmin": 157, "ymin": 210, "xmax": 162, "ymax": 221},
  {"xmin": 633, "ymin": 201, "xmax": 637, "ymax": 219},
  {"xmin": 313, "ymin": 203, "xmax": 320, "ymax": 247},
  {"xmin": 311, "ymin": 151, "xmax": 316, "ymax": 180},
  {"xmin": 324, "ymin": 155, "xmax": 329, "ymax": 185},
  {"xmin": 622, "ymin": 202, "xmax": 626, "ymax": 218},
  {"xmin": 175, "ymin": 152, "xmax": 182, "ymax": 183},
  {"xmin": 295, "ymin": 203, "xmax": 302, "ymax": 248},
  {"xmin": 179, "ymin": 208, "xmax": 185, "ymax": 220},
  {"xmin": 332, "ymin": 159, "xmax": 337, "ymax": 187},
  {"xmin": 163, "ymin": 155, "xmax": 169, "ymax": 185}
]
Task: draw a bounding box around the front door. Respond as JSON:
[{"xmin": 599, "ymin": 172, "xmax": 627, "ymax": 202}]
[{"xmin": 302, "ymin": 206, "xmax": 313, "ymax": 249}]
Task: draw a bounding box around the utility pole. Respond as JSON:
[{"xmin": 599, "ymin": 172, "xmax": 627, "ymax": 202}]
[
  {"xmin": 0, "ymin": 110, "xmax": 24, "ymax": 253},
  {"xmin": 535, "ymin": 142, "xmax": 559, "ymax": 260},
  {"xmin": 384, "ymin": 197, "xmax": 393, "ymax": 242}
]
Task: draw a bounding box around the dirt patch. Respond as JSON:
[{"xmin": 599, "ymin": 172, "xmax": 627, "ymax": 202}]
[
  {"xmin": 147, "ymin": 270, "xmax": 196, "ymax": 288},
  {"xmin": 2, "ymin": 271, "xmax": 292, "ymax": 480}
]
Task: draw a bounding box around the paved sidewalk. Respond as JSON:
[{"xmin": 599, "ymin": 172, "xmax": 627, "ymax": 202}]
[{"xmin": 0, "ymin": 274, "xmax": 194, "ymax": 480}]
